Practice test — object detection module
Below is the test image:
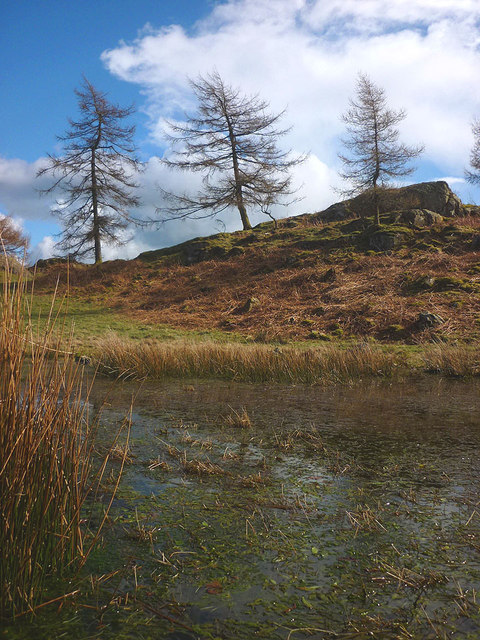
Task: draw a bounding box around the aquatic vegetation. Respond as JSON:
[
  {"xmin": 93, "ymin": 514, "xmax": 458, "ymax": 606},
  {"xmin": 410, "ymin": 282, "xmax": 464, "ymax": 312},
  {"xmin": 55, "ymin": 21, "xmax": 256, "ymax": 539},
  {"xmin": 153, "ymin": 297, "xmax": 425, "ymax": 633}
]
[
  {"xmin": 7, "ymin": 374, "xmax": 480, "ymax": 638},
  {"xmin": 92, "ymin": 333, "xmax": 405, "ymax": 383},
  {"xmin": 0, "ymin": 263, "xmax": 128, "ymax": 619},
  {"xmin": 222, "ymin": 406, "xmax": 253, "ymax": 428},
  {"xmin": 423, "ymin": 342, "xmax": 480, "ymax": 376}
]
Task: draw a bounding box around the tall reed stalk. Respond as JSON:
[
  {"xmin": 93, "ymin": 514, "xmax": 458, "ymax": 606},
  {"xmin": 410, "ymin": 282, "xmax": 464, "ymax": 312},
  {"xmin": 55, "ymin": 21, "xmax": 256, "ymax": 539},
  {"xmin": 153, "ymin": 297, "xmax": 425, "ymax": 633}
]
[{"xmin": 0, "ymin": 262, "xmax": 124, "ymax": 619}]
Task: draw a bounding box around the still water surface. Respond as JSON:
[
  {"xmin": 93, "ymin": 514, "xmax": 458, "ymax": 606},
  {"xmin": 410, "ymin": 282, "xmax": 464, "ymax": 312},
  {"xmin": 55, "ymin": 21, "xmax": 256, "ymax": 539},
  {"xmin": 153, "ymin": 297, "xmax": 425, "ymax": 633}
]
[{"xmin": 10, "ymin": 377, "xmax": 480, "ymax": 639}]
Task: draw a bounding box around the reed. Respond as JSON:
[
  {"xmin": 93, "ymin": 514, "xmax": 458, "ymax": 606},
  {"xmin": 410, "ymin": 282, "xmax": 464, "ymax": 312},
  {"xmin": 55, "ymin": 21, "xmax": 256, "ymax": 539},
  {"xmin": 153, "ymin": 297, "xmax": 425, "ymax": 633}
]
[
  {"xmin": 423, "ymin": 343, "xmax": 480, "ymax": 377},
  {"xmin": 94, "ymin": 333, "xmax": 403, "ymax": 383},
  {"xmin": 0, "ymin": 261, "xmax": 125, "ymax": 619}
]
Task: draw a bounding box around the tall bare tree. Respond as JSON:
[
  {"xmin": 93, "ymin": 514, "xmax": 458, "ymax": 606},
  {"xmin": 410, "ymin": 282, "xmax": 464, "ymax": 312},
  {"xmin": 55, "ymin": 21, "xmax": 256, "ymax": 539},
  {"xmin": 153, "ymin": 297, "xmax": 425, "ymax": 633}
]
[
  {"xmin": 160, "ymin": 71, "xmax": 305, "ymax": 230},
  {"xmin": 38, "ymin": 78, "xmax": 142, "ymax": 264},
  {"xmin": 339, "ymin": 73, "xmax": 424, "ymax": 224},
  {"xmin": 465, "ymin": 118, "xmax": 480, "ymax": 187}
]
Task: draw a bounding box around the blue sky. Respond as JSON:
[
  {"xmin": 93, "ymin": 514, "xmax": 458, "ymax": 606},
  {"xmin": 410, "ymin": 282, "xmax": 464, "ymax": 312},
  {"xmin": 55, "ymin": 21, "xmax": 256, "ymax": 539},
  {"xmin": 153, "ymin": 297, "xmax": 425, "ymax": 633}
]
[
  {"xmin": 1, "ymin": 0, "xmax": 480, "ymax": 261},
  {"xmin": 0, "ymin": 1, "xmax": 208, "ymax": 161}
]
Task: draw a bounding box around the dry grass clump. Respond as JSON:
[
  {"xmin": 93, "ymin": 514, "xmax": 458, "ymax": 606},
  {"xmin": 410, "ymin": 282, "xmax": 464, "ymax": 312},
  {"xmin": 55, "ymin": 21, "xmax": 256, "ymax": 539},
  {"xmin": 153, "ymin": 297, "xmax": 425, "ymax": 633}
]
[
  {"xmin": 182, "ymin": 455, "xmax": 225, "ymax": 477},
  {"xmin": 274, "ymin": 427, "xmax": 325, "ymax": 452},
  {"xmin": 222, "ymin": 406, "xmax": 252, "ymax": 429},
  {"xmin": 346, "ymin": 505, "xmax": 387, "ymax": 536},
  {"xmin": 454, "ymin": 215, "xmax": 480, "ymax": 229},
  {"xmin": 0, "ymin": 265, "xmax": 127, "ymax": 619},
  {"xmin": 237, "ymin": 472, "xmax": 267, "ymax": 488},
  {"xmin": 423, "ymin": 343, "xmax": 480, "ymax": 377},
  {"xmin": 94, "ymin": 334, "xmax": 403, "ymax": 383}
]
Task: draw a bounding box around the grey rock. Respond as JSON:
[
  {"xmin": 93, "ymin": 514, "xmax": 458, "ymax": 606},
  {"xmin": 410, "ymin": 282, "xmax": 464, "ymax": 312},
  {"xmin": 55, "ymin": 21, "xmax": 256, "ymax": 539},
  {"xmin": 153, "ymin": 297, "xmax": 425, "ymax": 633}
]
[
  {"xmin": 315, "ymin": 181, "xmax": 467, "ymax": 222},
  {"xmin": 315, "ymin": 202, "xmax": 351, "ymax": 222},
  {"xmin": 472, "ymin": 235, "xmax": 480, "ymax": 250},
  {"xmin": 416, "ymin": 312, "xmax": 445, "ymax": 330},
  {"xmin": 235, "ymin": 297, "xmax": 260, "ymax": 314},
  {"xmin": 369, "ymin": 231, "xmax": 405, "ymax": 251},
  {"xmin": 391, "ymin": 209, "xmax": 444, "ymax": 227}
]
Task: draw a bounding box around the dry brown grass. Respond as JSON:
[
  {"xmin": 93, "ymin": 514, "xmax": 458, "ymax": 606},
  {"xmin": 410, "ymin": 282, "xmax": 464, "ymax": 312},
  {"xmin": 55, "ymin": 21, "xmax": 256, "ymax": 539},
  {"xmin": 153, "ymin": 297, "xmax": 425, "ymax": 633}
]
[
  {"xmin": 423, "ymin": 343, "xmax": 480, "ymax": 376},
  {"xmin": 182, "ymin": 455, "xmax": 225, "ymax": 477},
  {"xmin": 453, "ymin": 215, "xmax": 480, "ymax": 229},
  {"xmin": 0, "ymin": 264, "xmax": 128, "ymax": 619},
  {"xmin": 92, "ymin": 334, "xmax": 404, "ymax": 383},
  {"xmin": 222, "ymin": 406, "xmax": 252, "ymax": 429},
  {"xmin": 33, "ymin": 241, "xmax": 480, "ymax": 345}
]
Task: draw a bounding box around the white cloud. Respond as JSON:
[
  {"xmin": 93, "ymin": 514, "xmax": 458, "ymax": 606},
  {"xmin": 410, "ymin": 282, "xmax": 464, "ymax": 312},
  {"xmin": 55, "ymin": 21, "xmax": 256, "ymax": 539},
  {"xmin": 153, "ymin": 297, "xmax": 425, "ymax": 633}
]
[
  {"xmin": 0, "ymin": 156, "xmax": 57, "ymax": 221},
  {"xmin": 4, "ymin": 0, "xmax": 480, "ymax": 263},
  {"xmin": 31, "ymin": 235, "xmax": 56, "ymax": 262},
  {"xmin": 102, "ymin": 0, "xmax": 480, "ymax": 177}
]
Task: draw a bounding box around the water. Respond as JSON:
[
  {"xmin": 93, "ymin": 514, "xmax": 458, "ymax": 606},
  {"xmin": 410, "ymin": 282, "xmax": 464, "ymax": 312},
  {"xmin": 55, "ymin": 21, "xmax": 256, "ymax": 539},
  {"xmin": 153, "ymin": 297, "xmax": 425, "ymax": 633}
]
[{"xmin": 5, "ymin": 377, "xmax": 480, "ymax": 639}]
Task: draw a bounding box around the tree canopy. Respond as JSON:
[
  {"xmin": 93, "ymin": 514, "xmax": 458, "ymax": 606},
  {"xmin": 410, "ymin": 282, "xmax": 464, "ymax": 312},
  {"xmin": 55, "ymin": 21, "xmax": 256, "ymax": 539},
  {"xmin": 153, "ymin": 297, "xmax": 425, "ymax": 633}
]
[{"xmin": 0, "ymin": 215, "xmax": 29, "ymax": 257}]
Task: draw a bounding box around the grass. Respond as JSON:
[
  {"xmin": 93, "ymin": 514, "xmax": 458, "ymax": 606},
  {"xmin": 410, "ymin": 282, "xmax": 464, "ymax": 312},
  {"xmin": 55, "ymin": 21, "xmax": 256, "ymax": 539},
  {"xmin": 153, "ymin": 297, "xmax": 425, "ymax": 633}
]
[
  {"xmin": 0, "ymin": 263, "xmax": 128, "ymax": 619},
  {"xmin": 26, "ymin": 293, "xmax": 480, "ymax": 382},
  {"xmin": 89, "ymin": 334, "xmax": 406, "ymax": 383},
  {"xmin": 423, "ymin": 343, "xmax": 480, "ymax": 376},
  {"xmin": 29, "ymin": 294, "xmax": 248, "ymax": 350},
  {"xmin": 30, "ymin": 209, "xmax": 480, "ymax": 346}
]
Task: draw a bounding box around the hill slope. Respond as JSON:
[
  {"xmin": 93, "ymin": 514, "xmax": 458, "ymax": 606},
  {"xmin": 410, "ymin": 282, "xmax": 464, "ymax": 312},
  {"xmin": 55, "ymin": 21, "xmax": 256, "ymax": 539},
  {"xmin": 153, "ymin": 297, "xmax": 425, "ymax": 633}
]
[{"xmin": 33, "ymin": 182, "xmax": 480, "ymax": 343}]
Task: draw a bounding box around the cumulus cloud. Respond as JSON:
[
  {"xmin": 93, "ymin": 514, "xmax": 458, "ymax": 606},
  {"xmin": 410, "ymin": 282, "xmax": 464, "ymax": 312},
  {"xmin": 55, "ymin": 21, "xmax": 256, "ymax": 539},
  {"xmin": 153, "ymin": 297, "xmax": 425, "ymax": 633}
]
[
  {"xmin": 3, "ymin": 0, "xmax": 480, "ymax": 262},
  {"xmin": 102, "ymin": 0, "xmax": 480, "ymax": 176},
  {"xmin": 0, "ymin": 156, "xmax": 56, "ymax": 221}
]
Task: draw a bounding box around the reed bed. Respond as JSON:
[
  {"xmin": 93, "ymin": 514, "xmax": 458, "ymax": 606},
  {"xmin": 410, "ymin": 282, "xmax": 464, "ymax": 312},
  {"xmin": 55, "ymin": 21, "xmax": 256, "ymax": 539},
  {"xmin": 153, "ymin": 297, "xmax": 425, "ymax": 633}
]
[
  {"xmin": 95, "ymin": 334, "xmax": 405, "ymax": 383},
  {"xmin": 423, "ymin": 343, "xmax": 480, "ymax": 377},
  {"xmin": 0, "ymin": 264, "xmax": 126, "ymax": 619}
]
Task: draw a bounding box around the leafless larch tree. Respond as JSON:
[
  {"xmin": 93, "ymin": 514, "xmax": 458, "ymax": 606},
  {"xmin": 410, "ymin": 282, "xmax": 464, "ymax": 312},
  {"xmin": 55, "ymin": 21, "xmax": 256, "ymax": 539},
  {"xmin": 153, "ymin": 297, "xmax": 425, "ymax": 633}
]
[
  {"xmin": 465, "ymin": 118, "xmax": 480, "ymax": 187},
  {"xmin": 160, "ymin": 71, "xmax": 305, "ymax": 230},
  {"xmin": 38, "ymin": 78, "xmax": 142, "ymax": 264},
  {"xmin": 339, "ymin": 73, "xmax": 424, "ymax": 225}
]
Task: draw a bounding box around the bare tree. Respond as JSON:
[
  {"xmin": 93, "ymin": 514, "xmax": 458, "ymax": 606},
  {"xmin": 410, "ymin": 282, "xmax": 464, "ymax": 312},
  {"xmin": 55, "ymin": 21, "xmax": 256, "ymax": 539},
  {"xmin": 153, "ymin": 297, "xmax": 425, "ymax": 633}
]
[
  {"xmin": 160, "ymin": 71, "xmax": 305, "ymax": 230},
  {"xmin": 465, "ymin": 118, "xmax": 480, "ymax": 187},
  {"xmin": 37, "ymin": 78, "xmax": 142, "ymax": 264},
  {"xmin": 0, "ymin": 215, "xmax": 29, "ymax": 256},
  {"xmin": 338, "ymin": 73, "xmax": 424, "ymax": 225}
]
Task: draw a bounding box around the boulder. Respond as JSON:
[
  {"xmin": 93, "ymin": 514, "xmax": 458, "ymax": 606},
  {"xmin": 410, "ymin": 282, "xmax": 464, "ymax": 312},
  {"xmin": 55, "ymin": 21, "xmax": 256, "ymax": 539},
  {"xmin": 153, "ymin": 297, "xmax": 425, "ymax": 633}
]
[
  {"xmin": 315, "ymin": 201, "xmax": 352, "ymax": 222},
  {"xmin": 390, "ymin": 209, "xmax": 444, "ymax": 227},
  {"xmin": 315, "ymin": 181, "xmax": 466, "ymax": 222},
  {"xmin": 416, "ymin": 312, "xmax": 445, "ymax": 330},
  {"xmin": 234, "ymin": 297, "xmax": 260, "ymax": 314},
  {"xmin": 369, "ymin": 231, "xmax": 406, "ymax": 251}
]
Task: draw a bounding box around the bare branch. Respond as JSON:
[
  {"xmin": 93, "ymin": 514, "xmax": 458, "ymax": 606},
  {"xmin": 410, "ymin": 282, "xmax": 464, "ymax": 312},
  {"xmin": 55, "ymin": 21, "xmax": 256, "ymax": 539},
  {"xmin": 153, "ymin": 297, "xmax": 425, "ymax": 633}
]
[
  {"xmin": 159, "ymin": 70, "xmax": 306, "ymax": 230},
  {"xmin": 37, "ymin": 77, "xmax": 143, "ymax": 263},
  {"xmin": 338, "ymin": 73, "xmax": 424, "ymax": 224}
]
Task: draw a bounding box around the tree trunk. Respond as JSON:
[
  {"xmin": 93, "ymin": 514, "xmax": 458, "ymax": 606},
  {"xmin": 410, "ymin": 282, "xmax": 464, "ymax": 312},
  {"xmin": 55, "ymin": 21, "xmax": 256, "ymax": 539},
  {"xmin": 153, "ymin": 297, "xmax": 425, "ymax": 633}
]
[
  {"xmin": 226, "ymin": 113, "xmax": 252, "ymax": 230},
  {"xmin": 237, "ymin": 198, "xmax": 252, "ymax": 231},
  {"xmin": 91, "ymin": 149, "xmax": 102, "ymax": 264},
  {"xmin": 372, "ymin": 111, "xmax": 381, "ymax": 226},
  {"xmin": 373, "ymin": 184, "xmax": 380, "ymax": 226}
]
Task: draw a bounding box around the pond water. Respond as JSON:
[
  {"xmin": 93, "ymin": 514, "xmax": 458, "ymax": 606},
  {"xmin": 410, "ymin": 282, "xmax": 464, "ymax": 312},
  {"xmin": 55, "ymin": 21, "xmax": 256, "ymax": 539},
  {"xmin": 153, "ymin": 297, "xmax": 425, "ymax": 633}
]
[{"xmin": 6, "ymin": 376, "xmax": 480, "ymax": 639}]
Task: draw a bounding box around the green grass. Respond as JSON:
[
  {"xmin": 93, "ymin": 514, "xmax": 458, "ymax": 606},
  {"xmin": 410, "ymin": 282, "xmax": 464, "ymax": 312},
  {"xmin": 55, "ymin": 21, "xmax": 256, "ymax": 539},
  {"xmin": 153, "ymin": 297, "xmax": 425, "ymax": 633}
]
[{"xmin": 30, "ymin": 294, "xmax": 250, "ymax": 348}]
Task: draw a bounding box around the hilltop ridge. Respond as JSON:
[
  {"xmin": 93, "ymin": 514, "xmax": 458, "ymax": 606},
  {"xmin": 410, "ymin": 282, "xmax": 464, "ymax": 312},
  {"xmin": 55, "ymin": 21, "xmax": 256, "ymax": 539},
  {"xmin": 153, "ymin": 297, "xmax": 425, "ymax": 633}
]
[{"xmin": 33, "ymin": 181, "xmax": 480, "ymax": 343}]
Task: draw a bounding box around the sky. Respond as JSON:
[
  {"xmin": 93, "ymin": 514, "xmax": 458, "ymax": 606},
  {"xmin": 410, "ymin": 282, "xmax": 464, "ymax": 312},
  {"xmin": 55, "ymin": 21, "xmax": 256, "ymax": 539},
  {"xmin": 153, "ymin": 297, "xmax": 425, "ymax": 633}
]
[{"xmin": 1, "ymin": 0, "xmax": 480, "ymax": 263}]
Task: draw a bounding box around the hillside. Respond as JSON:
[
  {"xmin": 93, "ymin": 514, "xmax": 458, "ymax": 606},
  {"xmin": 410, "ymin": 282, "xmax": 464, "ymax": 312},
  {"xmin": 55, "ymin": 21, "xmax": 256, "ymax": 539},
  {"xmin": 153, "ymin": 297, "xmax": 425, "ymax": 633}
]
[{"xmin": 33, "ymin": 181, "xmax": 480, "ymax": 344}]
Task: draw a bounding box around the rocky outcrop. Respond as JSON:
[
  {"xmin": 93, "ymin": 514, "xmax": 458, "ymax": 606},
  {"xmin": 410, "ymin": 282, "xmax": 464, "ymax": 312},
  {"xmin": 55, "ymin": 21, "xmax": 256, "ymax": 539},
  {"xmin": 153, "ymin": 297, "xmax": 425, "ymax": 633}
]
[
  {"xmin": 390, "ymin": 209, "xmax": 444, "ymax": 227},
  {"xmin": 315, "ymin": 181, "xmax": 470, "ymax": 222}
]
